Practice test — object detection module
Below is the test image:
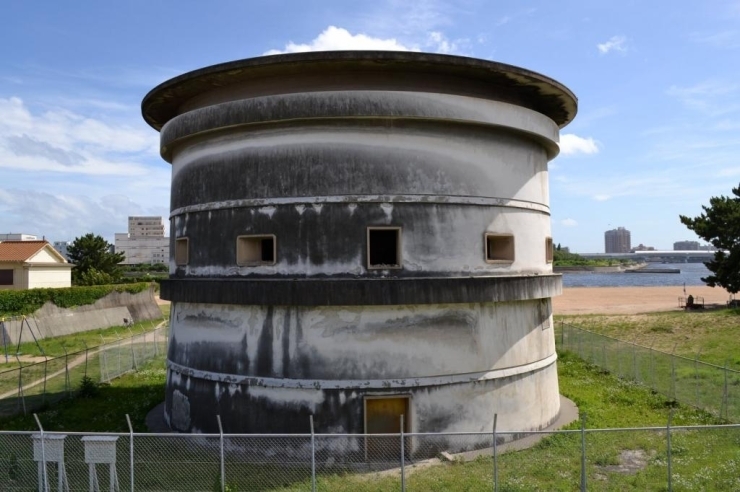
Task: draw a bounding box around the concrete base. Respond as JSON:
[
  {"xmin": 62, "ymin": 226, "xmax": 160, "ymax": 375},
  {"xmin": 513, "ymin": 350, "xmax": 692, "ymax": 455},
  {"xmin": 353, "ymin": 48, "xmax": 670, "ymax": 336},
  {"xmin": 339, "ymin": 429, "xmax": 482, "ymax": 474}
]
[{"xmin": 145, "ymin": 394, "xmax": 579, "ymax": 447}]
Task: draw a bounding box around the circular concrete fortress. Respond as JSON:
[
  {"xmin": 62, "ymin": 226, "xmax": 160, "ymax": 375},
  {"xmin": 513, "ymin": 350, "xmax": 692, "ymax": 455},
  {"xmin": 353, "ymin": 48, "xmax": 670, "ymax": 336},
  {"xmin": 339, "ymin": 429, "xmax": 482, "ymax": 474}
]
[{"xmin": 142, "ymin": 51, "xmax": 577, "ymax": 438}]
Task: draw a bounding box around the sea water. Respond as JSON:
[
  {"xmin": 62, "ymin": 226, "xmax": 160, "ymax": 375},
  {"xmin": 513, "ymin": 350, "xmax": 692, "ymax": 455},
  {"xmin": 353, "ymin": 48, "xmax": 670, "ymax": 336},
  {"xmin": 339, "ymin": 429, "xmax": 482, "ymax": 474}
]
[{"xmin": 561, "ymin": 262, "xmax": 712, "ymax": 288}]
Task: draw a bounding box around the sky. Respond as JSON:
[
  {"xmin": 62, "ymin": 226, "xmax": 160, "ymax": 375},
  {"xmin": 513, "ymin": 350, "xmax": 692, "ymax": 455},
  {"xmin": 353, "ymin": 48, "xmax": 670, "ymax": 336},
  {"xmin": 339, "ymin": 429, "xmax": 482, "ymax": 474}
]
[{"xmin": 0, "ymin": 0, "xmax": 739, "ymax": 253}]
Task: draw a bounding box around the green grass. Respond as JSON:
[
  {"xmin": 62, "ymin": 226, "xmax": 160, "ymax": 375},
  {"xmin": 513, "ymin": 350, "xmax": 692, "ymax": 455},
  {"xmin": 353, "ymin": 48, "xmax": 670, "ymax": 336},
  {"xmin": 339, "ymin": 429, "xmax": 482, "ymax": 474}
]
[
  {"xmin": 556, "ymin": 309, "xmax": 740, "ymax": 368},
  {"xmin": 0, "ymin": 356, "xmax": 166, "ymax": 432},
  {"xmin": 2, "ymin": 307, "xmax": 738, "ymax": 490},
  {"xmin": 0, "ymin": 317, "xmax": 165, "ymax": 371},
  {"xmin": 2, "ymin": 352, "xmax": 738, "ymax": 491}
]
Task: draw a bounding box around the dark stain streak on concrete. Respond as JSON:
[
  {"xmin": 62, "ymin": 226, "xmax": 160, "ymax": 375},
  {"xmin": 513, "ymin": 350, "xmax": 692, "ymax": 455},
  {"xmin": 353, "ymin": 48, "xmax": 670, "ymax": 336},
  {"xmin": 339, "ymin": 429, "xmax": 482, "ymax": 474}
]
[
  {"xmin": 282, "ymin": 307, "xmax": 291, "ymax": 378},
  {"xmin": 256, "ymin": 306, "xmax": 274, "ymax": 376}
]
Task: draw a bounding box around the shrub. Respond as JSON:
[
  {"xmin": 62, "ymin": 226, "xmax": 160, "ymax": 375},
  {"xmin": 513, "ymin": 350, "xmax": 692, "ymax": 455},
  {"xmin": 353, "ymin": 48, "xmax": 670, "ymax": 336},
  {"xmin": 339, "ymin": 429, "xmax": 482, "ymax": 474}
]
[
  {"xmin": 0, "ymin": 283, "xmax": 151, "ymax": 317},
  {"xmin": 77, "ymin": 375, "xmax": 100, "ymax": 398}
]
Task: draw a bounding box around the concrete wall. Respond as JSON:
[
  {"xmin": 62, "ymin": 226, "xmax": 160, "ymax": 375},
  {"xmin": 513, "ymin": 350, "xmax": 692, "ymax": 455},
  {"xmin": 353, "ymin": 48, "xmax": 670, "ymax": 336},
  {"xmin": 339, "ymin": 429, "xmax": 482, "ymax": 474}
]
[
  {"xmin": 165, "ymin": 299, "xmax": 558, "ymax": 435},
  {"xmin": 2, "ymin": 287, "xmax": 162, "ymax": 345},
  {"xmin": 143, "ymin": 52, "xmax": 577, "ymax": 437}
]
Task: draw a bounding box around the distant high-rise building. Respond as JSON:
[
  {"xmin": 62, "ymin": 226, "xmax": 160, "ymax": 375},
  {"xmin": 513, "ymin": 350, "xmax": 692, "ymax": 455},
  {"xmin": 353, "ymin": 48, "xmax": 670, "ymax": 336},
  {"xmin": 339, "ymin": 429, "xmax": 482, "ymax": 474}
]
[
  {"xmin": 115, "ymin": 216, "xmax": 169, "ymax": 265},
  {"xmin": 673, "ymin": 240, "xmax": 700, "ymax": 251},
  {"xmin": 53, "ymin": 241, "xmax": 72, "ymax": 260},
  {"xmin": 604, "ymin": 227, "xmax": 631, "ymax": 253}
]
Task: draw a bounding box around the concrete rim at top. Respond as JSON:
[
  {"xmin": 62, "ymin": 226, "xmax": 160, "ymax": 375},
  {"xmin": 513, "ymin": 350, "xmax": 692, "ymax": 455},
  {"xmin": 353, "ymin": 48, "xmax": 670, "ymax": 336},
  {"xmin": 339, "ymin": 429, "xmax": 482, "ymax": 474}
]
[{"xmin": 141, "ymin": 50, "xmax": 578, "ymax": 130}]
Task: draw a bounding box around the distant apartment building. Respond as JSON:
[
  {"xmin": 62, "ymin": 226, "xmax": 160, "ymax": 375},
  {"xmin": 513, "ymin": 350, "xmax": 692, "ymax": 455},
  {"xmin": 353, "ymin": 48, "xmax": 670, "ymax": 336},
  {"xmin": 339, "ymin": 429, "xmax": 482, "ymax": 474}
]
[
  {"xmin": 53, "ymin": 241, "xmax": 72, "ymax": 260},
  {"xmin": 115, "ymin": 216, "xmax": 169, "ymax": 265},
  {"xmin": 673, "ymin": 240, "xmax": 700, "ymax": 250},
  {"xmin": 604, "ymin": 227, "xmax": 631, "ymax": 253},
  {"xmin": 0, "ymin": 233, "xmax": 38, "ymax": 241}
]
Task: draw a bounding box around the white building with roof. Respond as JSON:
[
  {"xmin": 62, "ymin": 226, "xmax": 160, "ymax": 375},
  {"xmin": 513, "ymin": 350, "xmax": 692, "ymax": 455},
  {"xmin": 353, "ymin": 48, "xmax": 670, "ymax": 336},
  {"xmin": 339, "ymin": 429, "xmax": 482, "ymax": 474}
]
[{"xmin": 0, "ymin": 240, "xmax": 73, "ymax": 290}]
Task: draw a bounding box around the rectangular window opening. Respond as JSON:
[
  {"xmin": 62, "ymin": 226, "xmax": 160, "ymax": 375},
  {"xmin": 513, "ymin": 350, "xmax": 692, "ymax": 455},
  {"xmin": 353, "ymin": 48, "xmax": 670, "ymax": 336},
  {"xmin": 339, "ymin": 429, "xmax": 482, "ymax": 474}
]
[
  {"xmin": 546, "ymin": 237, "xmax": 554, "ymax": 263},
  {"xmin": 485, "ymin": 233, "xmax": 515, "ymax": 263},
  {"xmin": 237, "ymin": 235, "xmax": 276, "ymax": 266},
  {"xmin": 367, "ymin": 227, "xmax": 402, "ymax": 269},
  {"xmin": 0, "ymin": 269, "xmax": 13, "ymax": 286},
  {"xmin": 175, "ymin": 238, "xmax": 189, "ymax": 266}
]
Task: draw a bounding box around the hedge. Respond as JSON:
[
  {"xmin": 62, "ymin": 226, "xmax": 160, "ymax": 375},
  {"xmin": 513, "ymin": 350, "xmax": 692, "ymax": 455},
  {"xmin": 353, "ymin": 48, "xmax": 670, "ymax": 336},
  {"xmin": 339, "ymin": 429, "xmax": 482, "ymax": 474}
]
[{"xmin": 0, "ymin": 283, "xmax": 151, "ymax": 318}]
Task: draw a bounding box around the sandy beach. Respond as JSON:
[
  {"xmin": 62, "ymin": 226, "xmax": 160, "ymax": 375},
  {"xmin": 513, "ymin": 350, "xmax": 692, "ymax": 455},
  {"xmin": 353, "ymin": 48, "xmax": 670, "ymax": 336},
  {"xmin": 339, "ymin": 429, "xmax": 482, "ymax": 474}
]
[{"xmin": 554, "ymin": 285, "xmax": 734, "ymax": 315}]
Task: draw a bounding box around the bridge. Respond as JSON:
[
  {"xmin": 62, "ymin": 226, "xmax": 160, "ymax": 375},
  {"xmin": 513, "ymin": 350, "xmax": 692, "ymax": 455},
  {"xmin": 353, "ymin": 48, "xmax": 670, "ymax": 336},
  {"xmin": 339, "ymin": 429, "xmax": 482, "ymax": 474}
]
[{"xmin": 579, "ymin": 251, "xmax": 716, "ymax": 263}]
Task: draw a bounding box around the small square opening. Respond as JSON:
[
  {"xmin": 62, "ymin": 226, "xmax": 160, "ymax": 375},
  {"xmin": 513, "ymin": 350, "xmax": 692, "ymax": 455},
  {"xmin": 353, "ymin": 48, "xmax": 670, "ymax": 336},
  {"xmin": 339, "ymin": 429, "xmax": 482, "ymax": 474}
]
[
  {"xmin": 0, "ymin": 269, "xmax": 13, "ymax": 286},
  {"xmin": 545, "ymin": 237, "xmax": 554, "ymax": 263},
  {"xmin": 175, "ymin": 238, "xmax": 189, "ymax": 266},
  {"xmin": 485, "ymin": 234, "xmax": 515, "ymax": 263},
  {"xmin": 367, "ymin": 227, "xmax": 402, "ymax": 269},
  {"xmin": 237, "ymin": 235, "xmax": 276, "ymax": 266}
]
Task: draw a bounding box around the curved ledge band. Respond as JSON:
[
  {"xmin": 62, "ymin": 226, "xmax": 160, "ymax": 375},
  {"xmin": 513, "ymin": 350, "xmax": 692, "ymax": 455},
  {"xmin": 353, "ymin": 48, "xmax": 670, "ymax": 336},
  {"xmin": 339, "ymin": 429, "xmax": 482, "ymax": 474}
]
[
  {"xmin": 160, "ymin": 92, "xmax": 559, "ymax": 154},
  {"xmin": 160, "ymin": 274, "xmax": 562, "ymax": 306},
  {"xmin": 170, "ymin": 194, "xmax": 551, "ymax": 218},
  {"xmin": 167, "ymin": 352, "xmax": 558, "ymax": 390}
]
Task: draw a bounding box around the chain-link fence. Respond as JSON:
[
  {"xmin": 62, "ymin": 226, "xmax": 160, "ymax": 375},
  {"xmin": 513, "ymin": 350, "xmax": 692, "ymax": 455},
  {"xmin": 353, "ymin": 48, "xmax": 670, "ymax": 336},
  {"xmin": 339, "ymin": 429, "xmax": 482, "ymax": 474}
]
[
  {"xmin": 0, "ymin": 417, "xmax": 739, "ymax": 491},
  {"xmin": 0, "ymin": 324, "xmax": 168, "ymax": 418},
  {"xmin": 560, "ymin": 323, "xmax": 740, "ymax": 422}
]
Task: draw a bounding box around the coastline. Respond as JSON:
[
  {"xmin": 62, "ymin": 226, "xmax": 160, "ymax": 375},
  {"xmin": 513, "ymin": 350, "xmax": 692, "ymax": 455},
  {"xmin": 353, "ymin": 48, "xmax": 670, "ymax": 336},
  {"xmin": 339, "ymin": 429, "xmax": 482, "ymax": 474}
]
[{"xmin": 553, "ymin": 285, "xmax": 733, "ymax": 315}]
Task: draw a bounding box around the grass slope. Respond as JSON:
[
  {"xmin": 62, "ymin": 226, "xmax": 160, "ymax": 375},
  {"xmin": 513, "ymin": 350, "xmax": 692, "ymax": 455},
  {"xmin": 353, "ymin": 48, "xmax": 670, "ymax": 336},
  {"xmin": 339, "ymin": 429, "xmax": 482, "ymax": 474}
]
[{"xmin": 557, "ymin": 309, "xmax": 740, "ymax": 368}]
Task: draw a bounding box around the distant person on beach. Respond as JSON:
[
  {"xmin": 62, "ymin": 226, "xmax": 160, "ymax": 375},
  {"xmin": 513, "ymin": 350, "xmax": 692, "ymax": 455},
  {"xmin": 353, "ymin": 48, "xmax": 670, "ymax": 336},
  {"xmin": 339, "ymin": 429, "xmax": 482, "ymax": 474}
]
[{"xmin": 686, "ymin": 294, "xmax": 694, "ymax": 309}]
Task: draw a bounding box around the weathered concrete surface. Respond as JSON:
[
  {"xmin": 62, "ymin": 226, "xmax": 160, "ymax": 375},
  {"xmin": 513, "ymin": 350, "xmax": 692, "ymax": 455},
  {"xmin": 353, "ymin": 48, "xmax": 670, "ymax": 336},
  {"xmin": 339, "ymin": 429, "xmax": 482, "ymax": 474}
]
[
  {"xmin": 4, "ymin": 287, "xmax": 161, "ymax": 344},
  {"xmin": 141, "ymin": 51, "xmax": 577, "ymax": 437},
  {"xmin": 165, "ymin": 300, "xmax": 559, "ymax": 434}
]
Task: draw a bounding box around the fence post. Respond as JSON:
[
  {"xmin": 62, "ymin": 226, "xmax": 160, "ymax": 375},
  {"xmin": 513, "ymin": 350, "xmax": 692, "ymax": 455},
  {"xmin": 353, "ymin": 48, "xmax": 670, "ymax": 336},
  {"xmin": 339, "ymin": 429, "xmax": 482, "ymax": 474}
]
[
  {"xmin": 42, "ymin": 356, "xmax": 48, "ymax": 406},
  {"xmin": 34, "ymin": 413, "xmax": 50, "ymax": 492},
  {"xmin": 400, "ymin": 414, "xmax": 405, "ymax": 492},
  {"xmin": 126, "ymin": 414, "xmax": 135, "ymax": 492},
  {"xmin": 83, "ymin": 340, "xmax": 89, "ymax": 378},
  {"xmin": 694, "ymin": 349, "xmax": 701, "ymax": 408},
  {"xmin": 99, "ymin": 335, "xmax": 107, "ymax": 382},
  {"xmin": 310, "ymin": 415, "xmax": 316, "ymax": 492},
  {"xmin": 116, "ymin": 330, "xmax": 122, "ymax": 376},
  {"xmin": 602, "ymin": 338, "xmax": 607, "ymax": 371},
  {"xmin": 580, "ymin": 413, "xmax": 587, "ymax": 492},
  {"xmin": 723, "ymin": 360, "xmax": 729, "ymax": 420},
  {"xmin": 649, "ymin": 340, "xmax": 656, "ymax": 392},
  {"xmin": 492, "ymin": 413, "xmax": 498, "ymax": 492},
  {"xmin": 217, "ymin": 415, "xmax": 225, "ymax": 492},
  {"xmin": 16, "ymin": 355, "xmax": 26, "ymax": 415},
  {"xmin": 671, "ymin": 344, "xmax": 678, "ymax": 401},
  {"xmin": 560, "ymin": 321, "xmax": 565, "ymax": 348},
  {"xmin": 632, "ymin": 336, "xmax": 638, "ymax": 382},
  {"xmin": 61, "ymin": 344, "xmax": 70, "ymax": 397},
  {"xmin": 667, "ymin": 409, "xmax": 673, "ymax": 492},
  {"xmin": 128, "ymin": 327, "xmax": 137, "ymax": 370}
]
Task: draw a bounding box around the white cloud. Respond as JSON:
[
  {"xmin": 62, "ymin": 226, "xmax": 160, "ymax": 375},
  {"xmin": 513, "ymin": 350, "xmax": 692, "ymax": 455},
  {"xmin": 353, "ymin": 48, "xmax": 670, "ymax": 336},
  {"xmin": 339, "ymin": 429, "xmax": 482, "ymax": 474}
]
[
  {"xmin": 666, "ymin": 80, "xmax": 740, "ymax": 115},
  {"xmin": 264, "ymin": 26, "xmax": 416, "ymax": 55},
  {"xmin": 0, "ymin": 188, "xmax": 168, "ymax": 242},
  {"xmin": 690, "ymin": 30, "xmax": 740, "ymax": 49},
  {"xmin": 592, "ymin": 194, "xmax": 611, "ymax": 201},
  {"xmin": 425, "ymin": 31, "xmax": 468, "ymax": 54},
  {"xmin": 559, "ymin": 134, "xmax": 599, "ymax": 155},
  {"xmin": 561, "ymin": 218, "xmax": 578, "ymax": 227},
  {"xmin": 597, "ymin": 35, "xmax": 627, "ymax": 55},
  {"xmin": 0, "ymin": 97, "xmax": 158, "ymax": 176}
]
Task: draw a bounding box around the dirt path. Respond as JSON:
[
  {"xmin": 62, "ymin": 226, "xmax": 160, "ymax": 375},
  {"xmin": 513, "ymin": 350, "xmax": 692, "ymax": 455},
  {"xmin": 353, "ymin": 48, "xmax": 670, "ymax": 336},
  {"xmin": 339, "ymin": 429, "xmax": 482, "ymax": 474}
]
[
  {"xmin": 0, "ymin": 321, "xmax": 168, "ymax": 400},
  {"xmin": 553, "ymin": 285, "xmax": 733, "ymax": 315}
]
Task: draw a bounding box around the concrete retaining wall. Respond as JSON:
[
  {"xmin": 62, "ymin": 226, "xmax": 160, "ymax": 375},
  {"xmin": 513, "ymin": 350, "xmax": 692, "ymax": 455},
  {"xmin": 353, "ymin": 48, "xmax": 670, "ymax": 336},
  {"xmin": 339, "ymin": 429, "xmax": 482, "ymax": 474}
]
[{"xmin": 0, "ymin": 287, "xmax": 161, "ymax": 346}]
